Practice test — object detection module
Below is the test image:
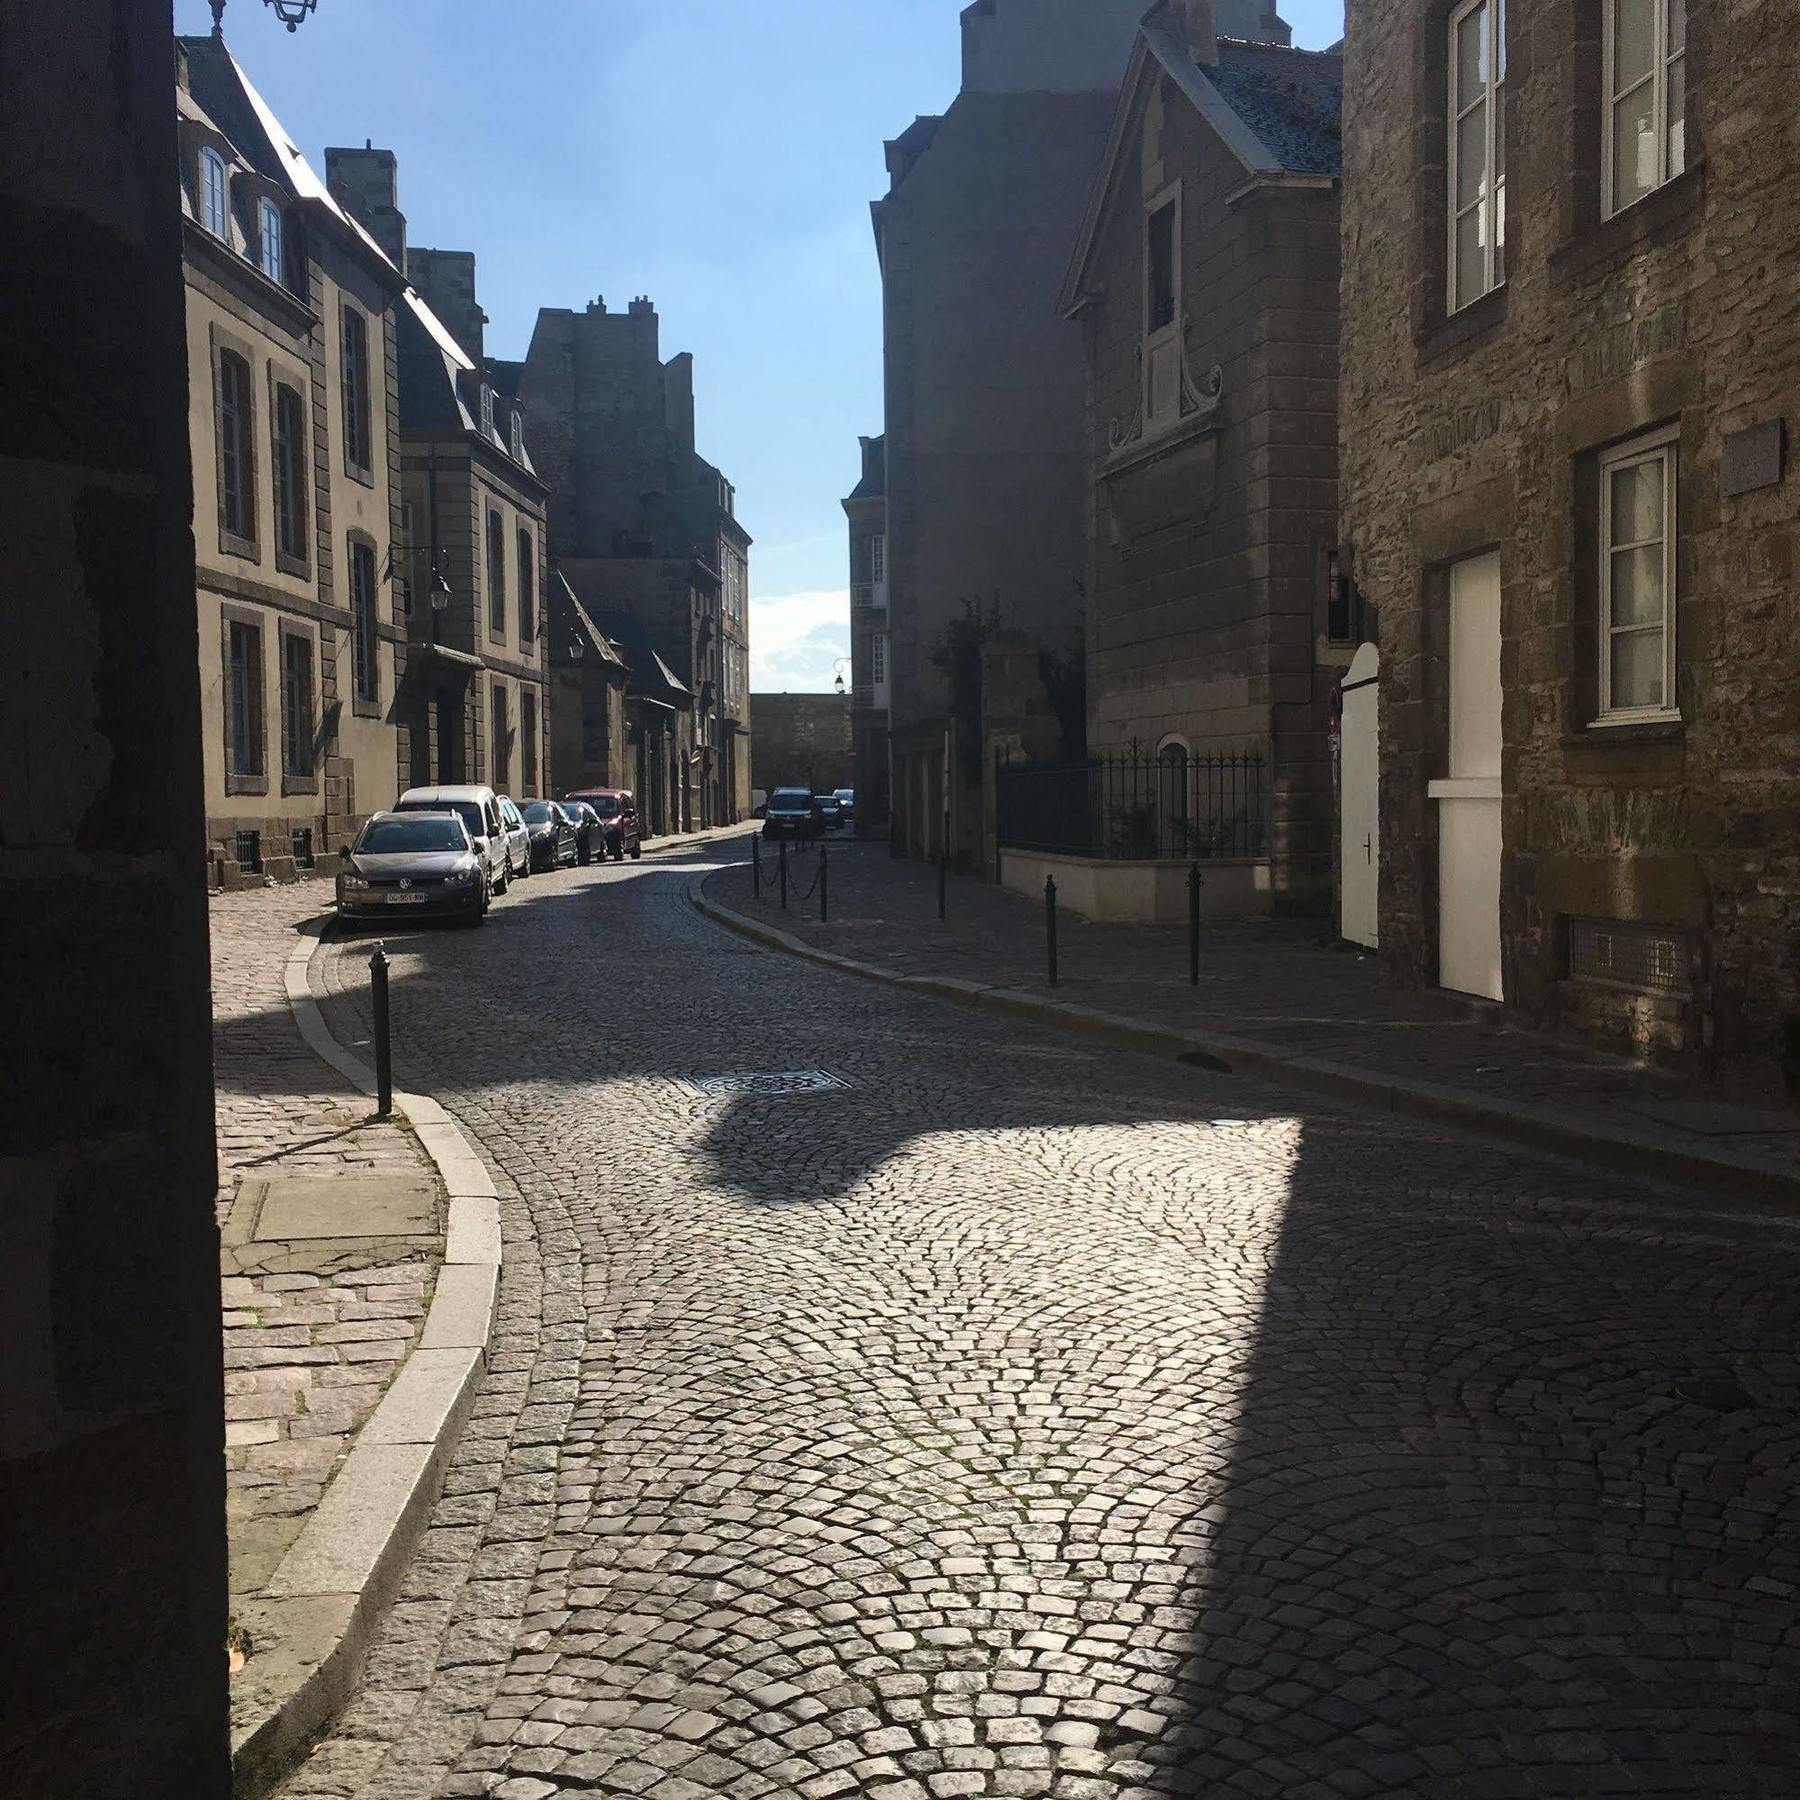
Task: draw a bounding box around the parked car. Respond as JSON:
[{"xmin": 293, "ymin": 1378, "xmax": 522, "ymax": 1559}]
[
  {"xmin": 763, "ymin": 787, "xmax": 822, "ymax": 842},
  {"xmin": 833, "ymin": 788, "xmax": 855, "ymax": 826},
  {"xmin": 814, "ymin": 794, "xmax": 846, "ymax": 831},
  {"xmin": 393, "ymin": 784, "xmax": 511, "ymax": 893},
  {"xmin": 522, "ymin": 800, "xmax": 579, "ymax": 871},
  {"xmin": 496, "ymin": 796, "xmax": 532, "ymax": 885},
  {"xmin": 335, "ymin": 810, "xmax": 488, "ymax": 926},
  {"xmin": 561, "ymin": 799, "xmax": 607, "ymax": 866},
  {"xmin": 563, "ymin": 788, "xmax": 642, "ymax": 860}
]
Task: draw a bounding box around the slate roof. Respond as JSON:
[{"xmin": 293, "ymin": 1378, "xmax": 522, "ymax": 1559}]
[
  {"xmin": 1207, "ymin": 39, "xmax": 1342, "ymax": 178},
  {"xmin": 847, "ymin": 436, "xmax": 886, "ymax": 502}
]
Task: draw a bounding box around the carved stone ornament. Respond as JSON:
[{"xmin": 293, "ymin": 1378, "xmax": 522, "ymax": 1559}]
[{"xmin": 1107, "ymin": 317, "xmax": 1224, "ymax": 465}]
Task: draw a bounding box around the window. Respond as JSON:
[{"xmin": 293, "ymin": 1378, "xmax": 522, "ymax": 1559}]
[
  {"xmin": 1448, "ymin": 0, "xmax": 1506, "ymax": 311},
  {"xmin": 350, "ymin": 538, "xmax": 379, "ymax": 703},
  {"xmin": 1146, "ymin": 202, "xmax": 1176, "ymax": 333},
  {"xmin": 518, "ymin": 528, "xmax": 535, "ymax": 643},
  {"xmin": 582, "ymin": 684, "xmax": 608, "ymax": 765},
  {"xmin": 508, "ymin": 408, "xmax": 524, "ymax": 461},
  {"xmin": 521, "ymin": 689, "xmax": 538, "ymax": 792},
  {"xmin": 272, "ymin": 382, "xmax": 307, "ymax": 564},
  {"xmin": 871, "ymin": 633, "xmax": 886, "ymax": 686},
  {"xmin": 491, "ymin": 683, "xmax": 511, "ymax": 790},
  {"xmin": 201, "ymin": 147, "xmax": 228, "ymax": 239},
  {"xmin": 870, "ymin": 534, "xmax": 886, "ymax": 585},
  {"xmin": 227, "ymin": 618, "xmax": 264, "ymax": 779},
  {"xmin": 258, "ymin": 198, "xmax": 283, "ymax": 283},
  {"xmin": 480, "ymin": 384, "xmax": 496, "ymax": 439},
  {"xmin": 216, "ymin": 349, "xmax": 255, "ymax": 546},
  {"xmin": 1605, "ymin": 0, "xmax": 1685, "ymax": 217},
  {"xmin": 281, "ymin": 630, "xmax": 315, "ymax": 780},
  {"xmin": 1598, "ymin": 429, "xmax": 1678, "ymax": 721},
  {"xmin": 487, "ymin": 508, "xmax": 505, "ymax": 636},
  {"xmin": 341, "ymin": 305, "xmax": 371, "ymax": 477},
  {"xmin": 1143, "ymin": 192, "xmax": 1181, "ymax": 423}
]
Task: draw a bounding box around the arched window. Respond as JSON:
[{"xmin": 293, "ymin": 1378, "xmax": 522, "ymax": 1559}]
[
  {"xmin": 257, "ymin": 198, "xmax": 283, "ymax": 283},
  {"xmin": 201, "ymin": 147, "xmax": 228, "ymax": 240},
  {"xmin": 1157, "ymin": 736, "xmax": 1189, "ymax": 857}
]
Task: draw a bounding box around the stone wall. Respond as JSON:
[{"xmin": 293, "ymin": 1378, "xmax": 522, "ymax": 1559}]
[
  {"xmin": 751, "ymin": 695, "xmax": 854, "ymax": 798},
  {"xmin": 1, "ymin": 3, "xmax": 229, "ymax": 1791},
  {"xmin": 1341, "ymin": 0, "xmax": 1800, "ymax": 1078}
]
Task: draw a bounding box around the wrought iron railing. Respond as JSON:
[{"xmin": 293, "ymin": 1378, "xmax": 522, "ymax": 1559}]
[{"xmin": 996, "ymin": 745, "xmax": 1266, "ymax": 861}]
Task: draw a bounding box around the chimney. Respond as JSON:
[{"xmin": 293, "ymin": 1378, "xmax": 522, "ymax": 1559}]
[
  {"xmin": 408, "ymin": 247, "xmax": 486, "ymax": 365},
  {"xmin": 1184, "ymin": 0, "xmax": 1218, "ymax": 64},
  {"xmin": 323, "ymin": 144, "xmax": 406, "ymax": 271}
]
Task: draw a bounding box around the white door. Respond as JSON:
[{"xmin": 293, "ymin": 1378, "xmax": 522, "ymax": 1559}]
[
  {"xmin": 1339, "ymin": 643, "xmax": 1379, "ymax": 948},
  {"xmin": 1430, "ymin": 553, "xmax": 1503, "ymax": 1000}
]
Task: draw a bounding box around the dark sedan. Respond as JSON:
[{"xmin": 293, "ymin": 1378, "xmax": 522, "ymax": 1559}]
[
  {"xmin": 334, "ymin": 811, "xmax": 488, "ymax": 926},
  {"xmin": 762, "ymin": 787, "xmax": 822, "ymax": 842},
  {"xmin": 522, "ymin": 801, "xmax": 579, "ymax": 871},
  {"xmin": 814, "ymin": 794, "xmax": 846, "ymax": 831},
  {"xmin": 562, "ymin": 799, "xmax": 607, "ymax": 865}
]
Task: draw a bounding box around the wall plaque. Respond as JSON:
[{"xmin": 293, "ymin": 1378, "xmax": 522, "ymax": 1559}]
[{"xmin": 1720, "ymin": 419, "xmax": 1785, "ymax": 497}]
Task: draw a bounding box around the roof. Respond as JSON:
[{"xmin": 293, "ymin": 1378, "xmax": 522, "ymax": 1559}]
[
  {"xmin": 586, "ymin": 606, "xmax": 692, "ymax": 703},
  {"xmin": 847, "ymin": 436, "xmax": 887, "ymax": 502},
  {"xmin": 1057, "ymin": 11, "xmax": 1341, "ymax": 314},
  {"xmin": 552, "ymin": 574, "xmax": 628, "ymax": 672}
]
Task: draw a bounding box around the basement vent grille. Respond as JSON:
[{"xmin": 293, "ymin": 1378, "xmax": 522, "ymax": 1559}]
[
  {"xmin": 678, "ymin": 1069, "xmax": 850, "ymax": 1100},
  {"xmin": 291, "ymin": 827, "xmax": 315, "ymax": 870},
  {"xmin": 235, "ymin": 829, "xmax": 262, "ymax": 874},
  {"xmin": 1567, "ymin": 917, "xmax": 1686, "ymax": 994}
]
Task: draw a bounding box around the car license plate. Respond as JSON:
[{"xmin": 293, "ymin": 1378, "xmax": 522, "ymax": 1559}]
[{"xmin": 385, "ymin": 892, "xmax": 428, "ymax": 905}]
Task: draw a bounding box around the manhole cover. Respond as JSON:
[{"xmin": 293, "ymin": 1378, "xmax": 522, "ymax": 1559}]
[{"xmin": 678, "ymin": 1069, "xmax": 851, "ymax": 1099}]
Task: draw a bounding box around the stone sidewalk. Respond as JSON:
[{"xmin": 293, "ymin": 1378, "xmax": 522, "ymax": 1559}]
[
  {"xmin": 210, "ymin": 885, "xmax": 444, "ymax": 1731},
  {"xmin": 705, "ymin": 837, "xmax": 1800, "ymax": 1199}
]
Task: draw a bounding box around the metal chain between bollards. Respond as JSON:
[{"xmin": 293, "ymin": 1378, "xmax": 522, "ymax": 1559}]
[{"xmin": 369, "ymin": 941, "xmax": 393, "ymax": 1118}]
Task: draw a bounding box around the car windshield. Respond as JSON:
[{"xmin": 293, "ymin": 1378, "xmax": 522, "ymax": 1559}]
[
  {"xmin": 359, "ymin": 817, "xmax": 467, "ymax": 854},
  {"xmin": 585, "ymin": 796, "xmax": 620, "ymax": 817},
  {"xmin": 770, "ymin": 793, "xmax": 810, "ymax": 812},
  {"xmin": 401, "ymin": 798, "xmax": 483, "ymax": 838},
  {"xmin": 523, "ymin": 803, "xmax": 558, "ymax": 824},
  {"xmin": 835, "ymin": 791, "xmax": 853, "ymax": 801}
]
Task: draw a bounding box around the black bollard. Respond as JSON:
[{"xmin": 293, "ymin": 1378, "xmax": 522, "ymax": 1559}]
[
  {"xmin": 1045, "ymin": 875, "xmax": 1058, "ymax": 988},
  {"xmin": 938, "ymin": 841, "xmax": 948, "ymax": 922},
  {"xmin": 1188, "ymin": 862, "xmax": 1202, "ymax": 987},
  {"xmin": 779, "ymin": 837, "xmax": 788, "ymax": 911},
  {"xmin": 370, "ymin": 941, "xmax": 393, "ymax": 1118},
  {"xmin": 820, "ymin": 836, "xmax": 829, "ymax": 923},
  {"xmin": 752, "ymin": 830, "xmax": 761, "ymax": 899}
]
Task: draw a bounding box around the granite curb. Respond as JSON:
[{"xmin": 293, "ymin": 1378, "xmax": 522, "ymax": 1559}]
[
  {"xmin": 689, "ymin": 880, "xmax": 1800, "ymax": 1214},
  {"xmin": 229, "ymin": 921, "xmax": 503, "ymax": 1798}
]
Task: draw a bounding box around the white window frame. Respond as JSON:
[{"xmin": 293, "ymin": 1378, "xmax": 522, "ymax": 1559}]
[
  {"xmin": 1602, "ymin": 0, "xmax": 1686, "ymax": 220},
  {"xmin": 508, "ymin": 408, "xmax": 523, "ymax": 461},
  {"xmin": 870, "ymin": 534, "xmax": 886, "ymax": 584},
  {"xmin": 1596, "ymin": 426, "xmax": 1679, "ymax": 725},
  {"xmin": 201, "ymin": 147, "xmax": 229, "ymax": 240},
  {"xmin": 257, "ymin": 197, "xmax": 283, "ymax": 283},
  {"xmin": 1447, "ymin": 0, "xmax": 1505, "ymax": 314},
  {"xmin": 480, "ymin": 384, "xmax": 496, "ymax": 439},
  {"xmin": 871, "ymin": 632, "xmax": 887, "ymax": 686},
  {"xmin": 1141, "ymin": 181, "xmax": 1182, "ymax": 427}
]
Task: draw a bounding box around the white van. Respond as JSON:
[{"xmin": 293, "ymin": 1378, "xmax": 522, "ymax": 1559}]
[{"xmin": 394, "ymin": 785, "xmax": 514, "ymax": 893}]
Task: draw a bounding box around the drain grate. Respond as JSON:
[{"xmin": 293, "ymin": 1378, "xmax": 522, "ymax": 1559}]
[{"xmin": 678, "ymin": 1068, "xmax": 851, "ymax": 1100}]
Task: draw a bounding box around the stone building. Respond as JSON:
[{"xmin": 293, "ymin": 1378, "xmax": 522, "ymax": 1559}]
[
  {"xmin": 179, "ymin": 38, "xmax": 409, "ymax": 884},
  {"xmin": 520, "ymin": 298, "xmax": 752, "ymax": 830},
  {"xmin": 751, "ymin": 695, "xmax": 856, "ymax": 800},
  {"xmin": 842, "ymin": 433, "xmax": 891, "ymax": 832},
  {"xmin": 872, "ymin": 0, "xmax": 1148, "ymax": 870},
  {"xmin": 546, "ymin": 572, "xmax": 632, "ymax": 799},
  {"xmin": 1057, "ymin": 0, "xmax": 1339, "ymax": 913},
  {"xmin": 1341, "ymin": 0, "xmax": 1800, "ymax": 1082},
  {"xmin": 323, "ymin": 148, "xmax": 551, "ymax": 803},
  {"xmin": 7, "ymin": 3, "xmax": 228, "ymax": 1789}
]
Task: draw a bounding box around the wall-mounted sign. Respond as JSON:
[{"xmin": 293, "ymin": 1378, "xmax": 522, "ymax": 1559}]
[{"xmin": 1720, "ymin": 419, "xmax": 1785, "ymax": 497}]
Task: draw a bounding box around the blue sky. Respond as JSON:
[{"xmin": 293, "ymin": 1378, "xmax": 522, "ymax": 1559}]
[{"xmin": 181, "ymin": 0, "xmax": 1344, "ymax": 688}]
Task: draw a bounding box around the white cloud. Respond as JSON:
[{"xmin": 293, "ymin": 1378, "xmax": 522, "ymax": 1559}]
[{"xmin": 749, "ymin": 589, "xmax": 850, "ymax": 691}]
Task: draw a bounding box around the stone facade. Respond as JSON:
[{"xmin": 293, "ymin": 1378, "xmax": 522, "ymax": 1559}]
[
  {"xmin": 520, "ymin": 298, "xmax": 751, "ymax": 828},
  {"xmin": 874, "ymin": 0, "xmax": 1147, "ymax": 870},
  {"xmin": 842, "ymin": 434, "xmax": 890, "ymax": 832},
  {"xmin": 1341, "ymin": 0, "xmax": 1800, "ymax": 1082},
  {"xmin": 4, "ymin": 3, "xmax": 229, "ymax": 1790},
  {"xmin": 180, "ymin": 39, "xmax": 410, "ymax": 885},
  {"xmin": 325, "ymin": 146, "xmax": 552, "ymax": 808},
  {"xmin": 1062, "ymin": 3, "xmax": 1338, "ymax": 911},
  {"xmin": 546, "ymin": 572, "xmax": 632, "ymax": 801},
  {"xmin": 751, "ymin": 694, "xmax": 855, "ymax": 799}
]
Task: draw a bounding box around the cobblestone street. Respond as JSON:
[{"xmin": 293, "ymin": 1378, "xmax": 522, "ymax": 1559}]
[{"xmin": 280, "ymin": 843, "xmax": 1800, "ymax": 1799}]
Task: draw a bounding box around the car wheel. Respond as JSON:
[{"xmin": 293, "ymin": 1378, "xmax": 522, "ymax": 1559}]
[{"xmin": 495, "ymin": 859, "xmax": 509, "ymax": 896}]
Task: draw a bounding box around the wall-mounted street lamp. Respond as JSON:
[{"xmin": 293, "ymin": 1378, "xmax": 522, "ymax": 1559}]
[
  {"xmin": 210, "ymin": 0, "xmax": 319, "ymax": 31},
  {"xmin": 832, "ymin": 656, "xmax": 851, "ymax": 699}
]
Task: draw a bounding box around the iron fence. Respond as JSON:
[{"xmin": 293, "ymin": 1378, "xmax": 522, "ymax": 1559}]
[{"xmin": 996, "ymin": 745, "xmax": 1266, "ymax": 862}]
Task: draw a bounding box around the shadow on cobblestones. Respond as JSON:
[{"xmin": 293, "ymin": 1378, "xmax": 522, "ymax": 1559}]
[{"xmin": 266, "ymin": 851, "xmax": 1800, "ymax": 1798}]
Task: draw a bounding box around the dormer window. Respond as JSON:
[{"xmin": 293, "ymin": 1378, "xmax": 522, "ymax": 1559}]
[
  {"xmin": 508, "ymin": 409, "xmax": 523, "ymax": 461},
  {"xmin": 257, "ymin": 198, "xmax": 284, "ymax": 284},
  {"xmin": 480, "ymin": 384, "xmax": 496, "ymax": 438},
  {"xmin": 201, "ymin": 147, "xmax": 229, "ymax": 240}
]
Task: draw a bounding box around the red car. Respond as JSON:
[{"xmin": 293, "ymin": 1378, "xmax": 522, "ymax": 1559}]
[{"xmin": 563, "ymin": 788, "xmax": 642, "ymax": 861}]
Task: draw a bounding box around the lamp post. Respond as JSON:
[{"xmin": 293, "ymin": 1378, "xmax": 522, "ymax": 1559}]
[{"xmin": 210, "ymin": 0, "xmax": 320, "ymax": 30}]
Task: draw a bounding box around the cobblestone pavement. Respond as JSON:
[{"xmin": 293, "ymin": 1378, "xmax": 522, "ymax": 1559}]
[
  {"xmin": 211, "ymin": 887, "xmax": 441, "ymax": 1609},
  {"xmin": 711, "ymin": 840, "xmax": 1800, "ymax": 1166},
  {"xmin": 280, "ymin": 843, "xmax": 1800, "ymax": 1798}
]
